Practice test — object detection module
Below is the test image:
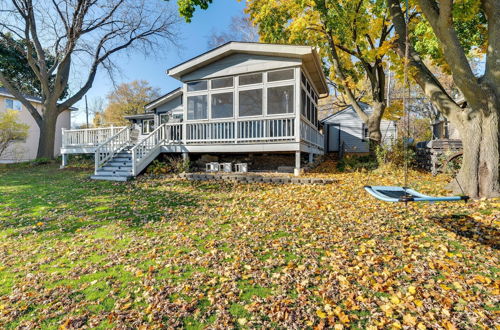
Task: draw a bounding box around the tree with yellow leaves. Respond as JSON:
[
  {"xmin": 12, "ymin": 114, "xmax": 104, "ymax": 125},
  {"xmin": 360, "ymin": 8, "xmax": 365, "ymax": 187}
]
[
  {"xmin": 246, "ymin": 0, "xmax": 397, "ymax": 151},
  {"xmin": 102, "ymin": 80, "xmax": 160, "ymax": 126}
]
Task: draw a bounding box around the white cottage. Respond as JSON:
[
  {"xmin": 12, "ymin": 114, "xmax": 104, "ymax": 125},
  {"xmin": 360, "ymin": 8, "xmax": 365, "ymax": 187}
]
[
  {"xmin": 321, "ymin": 103, "xmax": 397, "ymax": 153},
  {"xmin": 61, "ymin": 42, "xmax": 328, "ymax": 180}
]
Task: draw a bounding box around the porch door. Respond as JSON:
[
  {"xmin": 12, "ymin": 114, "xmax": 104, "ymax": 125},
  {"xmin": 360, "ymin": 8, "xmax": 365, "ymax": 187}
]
[{"xmin": 328, "ymin": 123, "xmax": 340, "ymax": 152}]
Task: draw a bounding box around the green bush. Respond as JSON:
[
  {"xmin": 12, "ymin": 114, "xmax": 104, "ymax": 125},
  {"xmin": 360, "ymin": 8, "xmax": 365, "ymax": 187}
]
[
  {"xmin": 337, "ymin": 154, "xmax": 378, "ymax": 172},
  {"xmin": 146, "ymin": 156, "xmax": 190, "ymax": 175},
  {"xmin": 375, "ymin": 138, "xmax": 415, "ymax": 168}
]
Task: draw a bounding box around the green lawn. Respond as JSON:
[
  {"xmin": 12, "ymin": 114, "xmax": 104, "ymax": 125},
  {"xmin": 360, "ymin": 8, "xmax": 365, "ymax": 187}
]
[{"xmin": 0, "ymin": 164, "xmax": 498, "ymax": 328}]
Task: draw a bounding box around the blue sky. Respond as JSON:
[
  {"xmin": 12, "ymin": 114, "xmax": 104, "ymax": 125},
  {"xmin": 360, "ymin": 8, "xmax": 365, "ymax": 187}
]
[{"xmin": 72, "ymin": 0, "xmax": 247, "ymax": 126}]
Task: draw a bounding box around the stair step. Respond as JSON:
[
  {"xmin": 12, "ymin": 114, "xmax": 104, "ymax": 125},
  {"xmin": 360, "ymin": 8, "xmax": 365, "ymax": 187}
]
[
  {"xmin": 100, "ymin": 166, "xmax": 132, "ymax": 172},
  {"xmin": 112, "ymin": 157, "xmax": 131, "ymax": 162},
  {"xmin": 96, "ymin": 170, "xmax": 133, "ymax": 176},
  {"xmin": 91, "ymin": 175, "xmax": 131, "ymax": 182},
  {"xmin": 107, "ymin": 161, "xmax": 131, "ymax": 167}
]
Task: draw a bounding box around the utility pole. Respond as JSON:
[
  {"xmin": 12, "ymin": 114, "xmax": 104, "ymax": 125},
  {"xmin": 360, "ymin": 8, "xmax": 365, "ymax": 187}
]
[{"xmin": 85, "ymin": 95, "xmax": 89, "ymax": 128}]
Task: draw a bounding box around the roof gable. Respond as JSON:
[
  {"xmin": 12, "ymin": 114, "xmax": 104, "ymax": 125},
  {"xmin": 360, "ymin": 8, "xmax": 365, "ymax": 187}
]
[{"xmin": 167, "ymin": 42, "xmax": 328, "ymax": 95}]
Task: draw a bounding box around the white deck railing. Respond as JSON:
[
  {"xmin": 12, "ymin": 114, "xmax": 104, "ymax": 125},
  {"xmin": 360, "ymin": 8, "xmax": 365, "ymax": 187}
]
[
  {"xmin": 131, "ymin": 124, "xmax": 166, "ymax": 176},
  {"xmin": 62, "ymin": 126, "xmax": 127, "ymax": 147},
  {"xmin": 94, "ymin": 127, "xmax": 130, "ymax": 173},
  {"xmin": 185, "ymin": 117, "xmax": 296, "ymax": 144},
  {"xmin": 300, "ymin": 118, "xmax": 324, "ymax": 150}
]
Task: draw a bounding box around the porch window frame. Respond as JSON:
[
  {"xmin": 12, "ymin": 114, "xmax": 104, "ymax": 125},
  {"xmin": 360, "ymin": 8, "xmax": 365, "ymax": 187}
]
[
  {"xmin": 211, "ymin": 89, "xmax": 235, "ymax": 119},
  {"xmin": 142, "ymin": 119, "xmax": 155, "ymax": 135},
  {"xmin": 300, "ymin": 69, "xmax": 319, "ymax": 128},
  {"xmin": 184, "ymin": 66, "xmax": 300, "ymax": 123}
]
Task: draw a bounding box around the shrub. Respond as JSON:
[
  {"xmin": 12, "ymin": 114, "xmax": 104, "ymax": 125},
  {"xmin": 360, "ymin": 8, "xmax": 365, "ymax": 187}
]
[
  {"xmin": 337, "ymin": 154, "xmax": 378, "ymax": 172},
  {"xmin": 375, "ymin": 138, "xmax": 415, "ymax": 168},
  {"xmin": 0, "ymin": 110, "xmax": 29, "ymax": 157},
  {"xmin": 146, "ymin": 156, "xmax": 190, "ymax": 175}
]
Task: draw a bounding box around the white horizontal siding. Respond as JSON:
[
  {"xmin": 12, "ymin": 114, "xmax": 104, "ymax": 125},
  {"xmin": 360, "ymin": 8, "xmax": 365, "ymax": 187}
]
[
  {"xmin": 181, "ymin": 54, "xmax": 301, "ymax": 81},
  {"xmin": 323, "ymin": 106, "xmax": 397, "ymax": 153},
  {"xmin": 156, "ymin": 95, "xmax": 182, "ymax": 114}
]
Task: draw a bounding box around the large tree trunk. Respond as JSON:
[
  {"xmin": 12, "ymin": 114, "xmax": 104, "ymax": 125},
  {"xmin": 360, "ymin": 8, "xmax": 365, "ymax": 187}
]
[
  {"xmin": 367, "ymin": 102, "xmax": 384, "ymax": 154},
  {"xmin": 36, "ymin": 104, "xmax": 58, "ymax": 159},
  {"xmin": 448, "ymin": 106, "xmax": 500, "ymax": 198}
]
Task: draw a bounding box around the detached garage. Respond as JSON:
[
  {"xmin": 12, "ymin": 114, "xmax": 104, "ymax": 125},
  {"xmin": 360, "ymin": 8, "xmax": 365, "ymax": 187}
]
[{"xmin": 321, "ymin": 103, "xmax": 397, "ymax": 153}]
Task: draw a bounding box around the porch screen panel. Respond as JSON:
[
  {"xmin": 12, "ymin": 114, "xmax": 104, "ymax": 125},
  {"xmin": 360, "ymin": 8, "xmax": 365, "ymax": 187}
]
[
  {"xmin": 187, "ymin": 81, "xmax": 207, "ymax": 92},
  {"xmin": 211, "ymin": 92, "xmax": 233, "ymax": 118},
  {"xmin": 267, "ymin": 85, "xmax": 294, "ymax": 114},
  {"xmin": 239, "ymin": 73, "xmax": 262, "ymax": 86},
  {"xmin": 239, "ymin": 89, "xmax": 263, "ymax": 117},
  {"xmin": 187, "ymin": 95, "xmax": 208, "ymax": 120},
  {"xmin": 268, "ymin": 69, "xmax": 294, "ymax": 82},
  {"xmin": 211, "ymin": 77, "xmax": 233, "ymax": 89}
]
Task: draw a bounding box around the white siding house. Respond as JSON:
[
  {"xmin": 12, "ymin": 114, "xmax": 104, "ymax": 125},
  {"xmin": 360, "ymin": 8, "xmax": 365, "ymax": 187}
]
[
  {"xmin": 321, "ymin": 104, "xmax": 397, "ymax": 153},
  {"xmin": 61, "ymin": 42, "xmax": 329, "ymax": 180}
]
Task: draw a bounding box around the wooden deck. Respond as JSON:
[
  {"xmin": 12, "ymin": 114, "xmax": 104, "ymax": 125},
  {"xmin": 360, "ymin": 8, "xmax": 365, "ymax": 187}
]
[{"xmin": 61, "ymin": 117, "xmax": 324, "ymax": 179}]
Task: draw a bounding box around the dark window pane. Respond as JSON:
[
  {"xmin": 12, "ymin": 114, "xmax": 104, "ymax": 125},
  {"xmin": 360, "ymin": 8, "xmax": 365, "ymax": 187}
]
[
  {"xmin": 268, "ymin": 69, "xmax": 294, "ymax": 82},
  {"xmin": 239, "ymin": 73, "xmax": 262, "ymax": 86},
  {"xmin": 212, "ymin": 92, "xmax": 233, "ymax": 118},
  {"xmin": 267, "ymin": 85, "xmax": 294, "ymax": 114},
  {"xmin": 239, "ymin": 89, "xmax": 263, "ymax": 116},
  {"xmin": 301, "ymin": 89, "xmax": 307, "ymax": 116},
  {"xmin": 211, "ymin": 77, "xmax": 233, "ymax": 89},
  {"xmin": 142, "ymin": 119, "xmax": 154, "ymax": 134},
  {"xmin": 187, "ymin": 81, "xmax": 207, "ymax": 92},
  {"xmin": 301, "ymin": 72, "xmax": 306, "ymax": 85},
  {"xmin": 307, "ymin": 97, "xmax": 312, "ymax": 121},
  {"xmin": 160, "ymin": 114, "xmax": 169, "ymax": 124},
  {"xmin": 187, "ymin": 95, "xmax": 208, "ymax": 120}
]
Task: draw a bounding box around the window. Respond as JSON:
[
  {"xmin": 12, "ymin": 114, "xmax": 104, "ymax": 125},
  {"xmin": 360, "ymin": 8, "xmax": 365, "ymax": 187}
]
[
  {"xmin": 301, "ymin": 89, "xmax": 307, "ymax": 116},
  {"xmin": 187, "ymin": 95, "xmax": 208, "ymax": 120},
  {"xmin": 211, "ymin": 77, "xmax": 233, "ymax": 89},
  {"xmin": 267, "ymin": 85, "xmax": 294, "ymax": 114},
  {"xmin": 362, "ymin": 124, "xmax": 369, "ymax": 141},
  {"xmin": 211, "ymin": 92, "xmax": 233, "ymax": 118},
  {"xmin": 142, "ymin": 119, "xmax": 154, "ymax": 134},
  {"xmin": 172, "ymin": 113, "xmax": 183, "ymax": 122},
  {"xmin": 5, "ymin": 99, "xmax": 22, "ymax": 111},
  {"xmin": 239, "ymin": 73, "xmax": 262, "ymax": 86},
  {"xmin": 307, "ymin": 97, "xmax": 312, "ymax": 121},
  {"xmin": 239, "ymin": 89, "xmax": 262, "ymax": 117},
  {"xmin": 268, "ymin": 69, "xmax": 294, "ymax": 82},
  {"xmin": 160, "ymin": 114, "xmax": 169, "ymax": 124},
  {"xmin": 187, "ymin": 81, "xmax": 207, "ymax": 92},
  {"xmin": 301, "ymin": 72, "xmax": 306, "ymax": 85}
]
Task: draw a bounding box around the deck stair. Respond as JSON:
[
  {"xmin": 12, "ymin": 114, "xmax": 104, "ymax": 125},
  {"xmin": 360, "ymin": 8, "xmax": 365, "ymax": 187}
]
[
  {"xmin": 90, "ymin": 146, "xmax": 134, "ymax": 181},
  {"xmin": 90, "ymin": 124, "xmax": 169, "ymax": 181}
]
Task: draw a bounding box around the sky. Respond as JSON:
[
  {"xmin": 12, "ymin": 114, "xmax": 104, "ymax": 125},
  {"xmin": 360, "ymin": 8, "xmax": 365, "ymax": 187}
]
[{"xmin": 71, "ymin": 0, "xmax": 247, "ymax": 127}]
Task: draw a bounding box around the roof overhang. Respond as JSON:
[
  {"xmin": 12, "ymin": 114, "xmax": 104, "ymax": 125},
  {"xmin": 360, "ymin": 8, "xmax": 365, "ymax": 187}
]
[
  {"xmin": 145, "ymin": 88, "xmax": 182, "ymax": 111},
  {"xmin": 167, "ymin": 42, "xmax": 329, "ymax": 96},
  {"xmin": 124, "ymin": 113, "xmax": 155, "ymax": 120}
]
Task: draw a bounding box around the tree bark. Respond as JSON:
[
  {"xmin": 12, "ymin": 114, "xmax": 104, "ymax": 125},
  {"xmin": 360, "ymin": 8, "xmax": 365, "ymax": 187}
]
[
  {"xmin": 386, "ymin": 0, "xmax": 500, "ymax": 198},
  {"xmin": 36, "ymin": 103, "xmax": 58, "ymax": 159},
  {"xmin": 368, "ymin": 102, "xmax": 384, "ymax": 150}
]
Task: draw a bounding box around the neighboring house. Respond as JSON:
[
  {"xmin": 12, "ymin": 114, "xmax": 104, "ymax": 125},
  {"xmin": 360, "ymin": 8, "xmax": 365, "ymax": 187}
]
[
  {"xmin": 61, "ymin": 42, "xmax": 328, "ymax": 180},
  {"xmin": 431, "ymin": 118, "xmax": 460, "ymax": 140},
  {"xmin": 125, "ymin": 87, "xmax": 184, "ymax": 136},
  {"xmin": 321, "ymin": 103, "xmax": 397, "ymax": 153},
  {"xmin": 0, "ymin": 87, "xmax": 75, "ymax": 163}
]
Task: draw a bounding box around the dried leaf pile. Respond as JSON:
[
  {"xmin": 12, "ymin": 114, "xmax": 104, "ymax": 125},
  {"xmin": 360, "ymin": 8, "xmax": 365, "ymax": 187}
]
[{"xmin": 0, "ymin": 163, "xmax": 498, "ymax": 328}]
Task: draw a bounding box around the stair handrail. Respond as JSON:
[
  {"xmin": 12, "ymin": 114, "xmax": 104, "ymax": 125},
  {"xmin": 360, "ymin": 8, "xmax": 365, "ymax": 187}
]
[
  {"xmin": 131, "ymin": 123, "xmax": 166, "ymax": 176},
  {"xmin": 94, "ymin": 126, "xmax": 131, "ymax": 173}
]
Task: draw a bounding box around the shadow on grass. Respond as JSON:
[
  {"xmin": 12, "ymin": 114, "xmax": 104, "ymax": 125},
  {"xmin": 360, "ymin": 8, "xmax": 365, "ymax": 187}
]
[
  {"xmin": 0, "ymin": 166, "xmax": 199, "ymax": 235},
  {"xmin": 430, "ymin": 214, "xmax": 499, "ymax": 250}
]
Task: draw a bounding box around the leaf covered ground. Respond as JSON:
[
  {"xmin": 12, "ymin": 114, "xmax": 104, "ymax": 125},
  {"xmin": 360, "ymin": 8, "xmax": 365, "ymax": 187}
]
[{"xmin": 0, "ymin": 163, "xmax": 498, "ymax": 329}]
